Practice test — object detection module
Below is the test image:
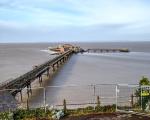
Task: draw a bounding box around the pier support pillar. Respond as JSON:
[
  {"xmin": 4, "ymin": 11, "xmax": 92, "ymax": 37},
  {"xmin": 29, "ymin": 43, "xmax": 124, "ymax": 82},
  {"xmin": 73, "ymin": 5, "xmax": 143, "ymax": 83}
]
[
  {"xmin": 29, "ymin": 83, "xmax": 32, "ymax": 95},
  {"xmin": 63, "ymin": 57, "xmax": 65, "ymax": 62},
  {"xmin": 61, "ymin": 59, "xmax": 64, "ymax": 64},
  {"xmin": 52, "ymin": 65, "xmax": 55, "ymax": 72},
  {"xmin": 47, "ymin": 68, "xmax": 50, "ymax": 77},
  {"xmin": 27, "ymin": 85, "xmax": 30, "ymax": 98},
  {"xmin": 63, "ymin": 57, "xmax": 65, "ymax": 63},
  {"xmin": 20, "ymin": 90, "xmax": 23, "ymax": 102},
  {"xmin": 39, "ymin": 76, "xmax": 42, "ymax": 86},
  {"xmin": 56, "ymin": 62, "xmax": 59, "ymax": 68},
  {"xmin": 49, "ymin": 66, "xmax": 52, "ymax": 75},
  {"xmin": 65, "ymin": 56, "xmax": 68, "ymax": 61}
]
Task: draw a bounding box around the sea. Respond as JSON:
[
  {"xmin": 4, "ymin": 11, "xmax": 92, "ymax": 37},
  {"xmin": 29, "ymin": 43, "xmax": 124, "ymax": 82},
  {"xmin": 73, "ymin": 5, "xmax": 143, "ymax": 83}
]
[{"xmin": 0, "ymin": 42, "xmax": 150, "ymax": 107}]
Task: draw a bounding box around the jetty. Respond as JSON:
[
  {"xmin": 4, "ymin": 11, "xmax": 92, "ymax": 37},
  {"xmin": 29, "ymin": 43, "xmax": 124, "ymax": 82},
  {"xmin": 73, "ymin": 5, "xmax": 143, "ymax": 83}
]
[
  {"xmin": 0, "ymin": 45, "xmax": 81, "ymax": 102},
  {"xmin": 86, "ymin": 48, "xmax": 129, "ymax": 53}
]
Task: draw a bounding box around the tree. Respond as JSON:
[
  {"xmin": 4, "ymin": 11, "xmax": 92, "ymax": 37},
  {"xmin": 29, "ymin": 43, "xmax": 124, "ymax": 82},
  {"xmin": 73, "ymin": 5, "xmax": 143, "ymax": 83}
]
[
  {"xmin": 137, "ymin": 76, "xmax": 150, "ymax": 110},
  {"xmin": 139, "ymin": 76, "xmax": 150, "ymax": 85}
]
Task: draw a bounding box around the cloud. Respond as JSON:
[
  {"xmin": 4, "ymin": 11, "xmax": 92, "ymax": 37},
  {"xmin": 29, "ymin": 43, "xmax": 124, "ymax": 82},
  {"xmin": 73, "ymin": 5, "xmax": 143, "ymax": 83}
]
[
  {"xmin": 0, "ymin": 0, "xmax": 150, "ymax": 42},
  {"xmin": 1, "ymin": 0, "xmax": 150, "ymax": 26}
]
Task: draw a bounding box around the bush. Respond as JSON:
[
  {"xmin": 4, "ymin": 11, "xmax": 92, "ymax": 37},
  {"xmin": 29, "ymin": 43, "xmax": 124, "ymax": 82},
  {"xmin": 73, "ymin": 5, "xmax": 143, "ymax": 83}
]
[
  {"xmin": 95, "ymin": 105, "xmax": 115, "ymax": 113},
  {"xmin": 135, "ymin": 76, "xmax": 150, "ymax": 110},
  {"xmin": 0, "ymin": 112, "xmax": 13, "ymax": 120},
  {"xmin": 13, "ymin": 108, "xmax": 50, "ymax": 120},
  {"xmin": 0, "ymin": 105, "xmax": 116, "ymax": 119},
  {"xmin": 139, "ymin": 76, "xmax": 150, "ymax": 85}
]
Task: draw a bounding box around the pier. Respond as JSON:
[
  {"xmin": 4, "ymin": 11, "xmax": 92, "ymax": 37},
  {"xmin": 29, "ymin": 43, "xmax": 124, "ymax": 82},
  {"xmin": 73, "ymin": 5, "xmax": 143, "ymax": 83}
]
[
  {"xmin": 0, "ymin": 48, "xmax": 78, "ymax": 99},
  {"xmin": 86, "ymin": 48, "xmax": 129, "ymax": 53}
]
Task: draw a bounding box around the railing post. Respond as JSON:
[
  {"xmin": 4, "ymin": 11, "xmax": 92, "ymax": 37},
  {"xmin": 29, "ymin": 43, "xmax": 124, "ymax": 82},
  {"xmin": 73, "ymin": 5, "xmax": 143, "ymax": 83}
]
[
  {"xmin": 131, "ymin": 94, "xmax": 134, "ymax": 108},
  {"xmin": 115, "ymin": 85, "xmax": 118, "ymax": 112},
  {"xmin": 27, "ymin": 98, "xmax": 29, "ymax": 110},
  {"xmin": 93, "ymin": 84, "xmax": 96, "ymax": 108},
  {"xmin": 140, "ymin": 86, "xmax": 142, "ymax": 110},
  {"xmin": 97, "ymin": 96, "xmax": 100, "ymax": 107},
  {"xmin": 93, "ymin": 85, "xmax": 96, "ymax": 97},
  {"xmin": 63, "ymin": 99, "xmax": 67, "ymax": 114},
  {"xmin": 44, "ymin": 87, "xmax": 46, "ymax": 113}
]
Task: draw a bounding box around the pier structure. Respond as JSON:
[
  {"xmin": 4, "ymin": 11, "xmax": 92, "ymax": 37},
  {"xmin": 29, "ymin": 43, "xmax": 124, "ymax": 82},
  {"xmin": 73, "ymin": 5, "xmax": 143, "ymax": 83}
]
[
  {"xmin": 86, "ymin": 48, "xmax": 129, "ymax": 53},
  {"xmin": 0, "ymin": 44, "xmax": 130, "ymax": 111},
  {"xmin": 0, "ymin": 48, "xmax": 77, "ymax": 100}
]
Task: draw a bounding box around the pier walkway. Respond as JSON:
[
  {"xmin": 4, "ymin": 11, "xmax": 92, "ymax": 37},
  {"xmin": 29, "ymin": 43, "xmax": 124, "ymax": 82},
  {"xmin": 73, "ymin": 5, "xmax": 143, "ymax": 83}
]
[{"xmin": 0, "ymin": 49, "xmax": 75, "ymax": 98}]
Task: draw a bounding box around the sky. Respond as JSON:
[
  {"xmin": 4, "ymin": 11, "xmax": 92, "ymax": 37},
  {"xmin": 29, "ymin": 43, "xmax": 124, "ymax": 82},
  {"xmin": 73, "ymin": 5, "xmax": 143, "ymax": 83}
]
[{"xmin": 0, "ymin": 0, "xmax": 150, "ymax": 43}]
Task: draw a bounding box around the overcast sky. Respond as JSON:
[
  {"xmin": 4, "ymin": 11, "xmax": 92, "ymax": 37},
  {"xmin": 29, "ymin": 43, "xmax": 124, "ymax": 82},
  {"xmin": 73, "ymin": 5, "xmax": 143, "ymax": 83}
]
[{"xmin": 0, "ymin": 0, "xmax": 150, "ymax": 43}]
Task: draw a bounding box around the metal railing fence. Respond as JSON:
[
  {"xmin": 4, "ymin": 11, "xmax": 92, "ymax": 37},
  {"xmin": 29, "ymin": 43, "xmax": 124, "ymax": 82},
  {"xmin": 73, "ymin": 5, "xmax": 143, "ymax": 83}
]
[{"xmin": 1, "ymin": 84, "xmax": 149, "ymax": 112}]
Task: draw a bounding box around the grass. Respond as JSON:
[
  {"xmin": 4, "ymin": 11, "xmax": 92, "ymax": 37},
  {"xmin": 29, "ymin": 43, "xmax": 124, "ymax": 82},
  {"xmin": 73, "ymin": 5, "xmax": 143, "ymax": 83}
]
[
  {"xmin": 0, "ymin": 105, "xmax": 116, "ymax": 120},
  {"xmin": 67, "ymin": 105, "xmax": 116, "ymax": 116}
]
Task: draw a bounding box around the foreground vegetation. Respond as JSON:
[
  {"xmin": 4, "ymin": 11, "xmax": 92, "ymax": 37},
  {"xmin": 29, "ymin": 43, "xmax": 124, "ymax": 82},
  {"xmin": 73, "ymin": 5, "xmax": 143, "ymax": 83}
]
[
  {"xmin": 0, "ymin": 105, "xmax": 116, "ymax": 120},
  {"xmin": 136, "ymin": 76, "xmax": 150, "ymax": 111}
]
